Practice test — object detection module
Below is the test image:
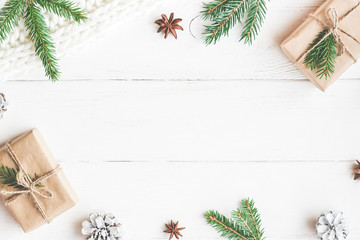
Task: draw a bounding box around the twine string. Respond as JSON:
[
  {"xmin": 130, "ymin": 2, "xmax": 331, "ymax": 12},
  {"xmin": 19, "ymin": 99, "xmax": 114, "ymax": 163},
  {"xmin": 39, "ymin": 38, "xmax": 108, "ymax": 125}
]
[
  {"xmin": 0, "ymin": 143, "xmax": 60, "ymax": 223},
  {"xmin": 189, "ymin": 15, "xmax": 200, "ymax": 39},
  {"xmin": 296, "ymin": 5, "xmax": 360, "ymax": 63}
]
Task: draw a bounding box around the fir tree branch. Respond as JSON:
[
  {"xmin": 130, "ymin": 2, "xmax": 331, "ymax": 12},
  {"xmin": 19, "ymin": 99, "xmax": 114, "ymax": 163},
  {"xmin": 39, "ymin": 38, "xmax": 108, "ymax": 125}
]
[
  {"xmin": 202, "ymin": 0, "xmax": 248, "ymax": 45},
  {"xmin": 34, "ymin": 0, "xmax": 87, "ymax": 23},
  {"xmin": 24, "ymin": 2, "xmax": 60, "ymax": 81},
  {"xmin": 202, "ymin": 0, "xmax": 268, "ymax": 45},
  {"xmin": 205, "ymin": 199, "xmax": 265, "ymax": 240},
  {"xmin": 240, "ymin": 0, "xmax": 267, "ymax": 45},
  {"xmin": 0, "ymin": 164, "xmax": 24, "ymax": 190},
  {"xmin": 0, "ymin": 164, "xmax": 43, "ymax": 190},
  {"xmin": 303, "ymin": 31, "xmax": 324, "ymax": 71},
  {"xmin": 304, "ymin": 29, "xmax": 337, "ymax": 80},
  {"xmin": 232, "ymin": 210, "xmax": 257, "ymax": 240},
  {"xmin": 0, "ymin": 0, "xmax": 86, "ymax": 80},
  {"xmin": 318, "ymin": 33, "xmax": 337, "ymax": 79},
  {"xmin": 203, "ymin": 0, "xmax": 230, "ymax": 19},
  {"xmin": 205, "ymin": 210, "xmax": 251, "ymax": 240},
  {"xmin": 232, "ymin": 199, "xmax": 264, "ymax": 240},
  {"xmin": 243, "ymin": 199, "xmax": 263, "ymax": 240},
  {"xmin": 0, "ymin": 0, "xmax": 26, "ymax": 42}
]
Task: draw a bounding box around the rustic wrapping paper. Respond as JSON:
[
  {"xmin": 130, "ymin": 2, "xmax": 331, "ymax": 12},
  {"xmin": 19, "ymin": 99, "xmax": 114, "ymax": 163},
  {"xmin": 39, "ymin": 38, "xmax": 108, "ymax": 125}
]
[
  {"xmin": 281, "ymin": 0, "xmax": 360, "ymax": 91},
  {"xmin": 0, "ymin": 129, "xmax": 78, "ymax": 233}
]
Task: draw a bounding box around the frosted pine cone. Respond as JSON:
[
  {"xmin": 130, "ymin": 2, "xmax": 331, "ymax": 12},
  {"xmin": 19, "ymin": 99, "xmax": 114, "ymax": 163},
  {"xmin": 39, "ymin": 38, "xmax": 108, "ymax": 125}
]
[
  {"xmin": 316, "ymin": 211, "xmax": 349, "ymax": 240},
  {"xmin": 0, "ymin": 93, "xmax": 8, "ymax": 119},
  {"xmin": 82, "ymin": 212, "xmax": 124, "ymax": 240}
]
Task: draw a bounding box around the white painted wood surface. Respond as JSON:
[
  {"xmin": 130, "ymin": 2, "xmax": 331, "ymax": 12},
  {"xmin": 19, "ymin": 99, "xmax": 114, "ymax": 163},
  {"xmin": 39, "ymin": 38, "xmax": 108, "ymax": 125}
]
[{"xmin": 1, "ymin": 0, "xmax": 360, "ymax": 240}]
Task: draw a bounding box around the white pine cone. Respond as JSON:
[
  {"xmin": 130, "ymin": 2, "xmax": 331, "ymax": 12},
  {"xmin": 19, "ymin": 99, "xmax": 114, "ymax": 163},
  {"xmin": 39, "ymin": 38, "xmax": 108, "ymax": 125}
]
[
  {"xmin": 316, "ymin": 211, "xmax": 349, "ymax": 240},
  {"xmin": 82, "ymin": 212, "xmax": 124, "ymax": 240},
  {"xmin": 0, "ymin": 93, "xmax": 8, "ymax": 119}
]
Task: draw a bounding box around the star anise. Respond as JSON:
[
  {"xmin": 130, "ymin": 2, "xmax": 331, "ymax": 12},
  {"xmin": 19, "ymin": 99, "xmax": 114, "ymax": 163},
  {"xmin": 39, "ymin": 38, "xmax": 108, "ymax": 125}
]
[
  {"xmin": 164, "ymin": 220, "xmax": 185, "ymax": 240},
  {"xmin": 354, "ymin": 160, "xmax": 360, "ymax": 180},
  {"xmin": 155, "ymin": 13, "xmax": 183, "ymax": 39}
]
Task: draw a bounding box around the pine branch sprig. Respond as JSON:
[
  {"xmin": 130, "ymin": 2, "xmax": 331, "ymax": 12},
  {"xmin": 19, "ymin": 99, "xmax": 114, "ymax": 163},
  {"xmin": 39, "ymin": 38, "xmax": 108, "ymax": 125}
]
[
  {"xmin": 202, "ymin": 0, "xmax": 248, "ymax": 45},
  {"xmin": 0, "ymin": 164, "xmax": 43, "ymax": 190},
  {"xmin": 202, "ymin": 0, "xmax": 269, "ymax": 45},
  {"xmin": 240, "ymin": 0, "xmax": 267, "ymax": 45},
  {"xmin": 34, "ymin": 0, "xmax": 87, "ymax": 23},
  {"xmin": 205, "ymin": 210, "xmax": 251, "ymax": 240},
  {"xmin": 304, "ymin": 29, "xmax": 337, "ymax": 80},
  {"xmin": 0, "ymin": 0, "xmax": 87, "ymax": 81},
  {"xmin": 0, "ymin": 164, "xmax": 23, "ymax": 190},
  {"xmin": 25, "ymin": 2, "xmax": 60, "ymax": 81},
  {"xmin": 232, "ymin": 199, "xmax": 264, "ymax": 240},
  {"xmin": 202, "ymin": 0, "xmax": 235, "ymax": 20},
  {"xmin": 0, "ymin": 0, "xmax": 26, "ymax": 42},
  {"xmin": 205, "ymin": 199, "xmax": 265, "ymax": 240}
]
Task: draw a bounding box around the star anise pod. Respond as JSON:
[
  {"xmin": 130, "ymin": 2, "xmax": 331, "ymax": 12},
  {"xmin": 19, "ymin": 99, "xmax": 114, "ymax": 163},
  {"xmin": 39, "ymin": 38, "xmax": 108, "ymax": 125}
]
[
  {"xmin": 354, "ymin": 160, "xmax": 360, "ymax": 180},
  {"xmin": 155, "ymin": 13, "xmax": 183, "ymax": 39},
  {"xmin": 164, "ymin": 220, "xmax": 185, "ymax": 240}
]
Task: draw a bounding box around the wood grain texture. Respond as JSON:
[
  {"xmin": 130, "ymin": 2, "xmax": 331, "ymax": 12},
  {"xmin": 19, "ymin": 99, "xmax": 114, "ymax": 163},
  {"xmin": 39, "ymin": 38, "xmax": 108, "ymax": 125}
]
[
  {"xmin": 0, "ymin": 162, "xmax": 359, "ymax": 240},
  {"xmin": 8, "ymin": 0, "xmax": 360, "ymax": 81},
  {"xmin": 1, "ymin": 80, "xmax": 360, "ymax": 162},
  {"xmin": 1, "ymin": 0, "xmax": 360, "ymax": 240}
]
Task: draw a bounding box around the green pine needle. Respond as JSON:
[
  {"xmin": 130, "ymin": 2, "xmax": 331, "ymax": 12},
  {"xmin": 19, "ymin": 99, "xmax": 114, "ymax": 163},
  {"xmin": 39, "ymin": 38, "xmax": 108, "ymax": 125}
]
[
  {"xmin": 25, "ymin": 2, "xmax": 60, "ymax": 81},
  {"xmin": 202, "ymin": 0, "xmax": 231, "ymax": 20},
  {"xmin": 0, "ymin": 164, "xmax": 23, "ymax": 190},
  {"xmin": 205, "ymin": 199, "xmax": 265, "ymax": 240},
  {"xmin": 0, "ymin": 164, "xmax": 43, "ymax": 190},
  {"xmin": 0, "ymin": 0, "xmax": 87, "ymax": 81},
  {"xmin": 34, "ymin": 0, "xmax": 87, "ymax": 23},
  {"xmin": 232, "ymin": 199, "xmax": 264, "ymax": 240},
  {"xmin": 202, "ymin": 0, "xmax": 268, "ymax": 45},
  {"xmin": 240, "ymin": 0, "xmax": 267, "ymax": 45},
  {"xmin": 304, "ymin": 29, "xmax": 337, "ymax": 80},
  {"xmin": 0, "ymin": 0, "xmax": 26, "ymax": 42},
  {"xmin": 205, "ymin": 210, "xmax": 251, "ymax": 240}
]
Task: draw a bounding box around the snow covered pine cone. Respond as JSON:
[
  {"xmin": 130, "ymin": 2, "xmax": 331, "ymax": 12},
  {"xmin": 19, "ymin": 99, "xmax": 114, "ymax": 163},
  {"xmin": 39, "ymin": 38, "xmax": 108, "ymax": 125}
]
[
  {"xmin": 82, "ymin": 212, "xmax": 124, "ymax": 240},
  {"xmin": 0, "ymin": 93, "xmax": 8, "ymax": 119},
  {"xmin": 316, "ymin": 211, "xmax": 349, "ymax": 240}
]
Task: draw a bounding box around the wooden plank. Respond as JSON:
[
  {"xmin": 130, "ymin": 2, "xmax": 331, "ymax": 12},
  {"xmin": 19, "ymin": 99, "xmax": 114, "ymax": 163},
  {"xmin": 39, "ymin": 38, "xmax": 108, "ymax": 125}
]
[
  {"xmin": 6, "ymin": 0, "xmax": 360, "ymax": 81},
  {"xmin": 0, "ymin": 161, "xmax": 358, "ymax": 239},
  {"xmin": 1, "ymin": 80, "xmax": 360, "ymax": 162},
  {"xmin": 0, "ymin": 2, "xmax": 358, "ymax": 240}
]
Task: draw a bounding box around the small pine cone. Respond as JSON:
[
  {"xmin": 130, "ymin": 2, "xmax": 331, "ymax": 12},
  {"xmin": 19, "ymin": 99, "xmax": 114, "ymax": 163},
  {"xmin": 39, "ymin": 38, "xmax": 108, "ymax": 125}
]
[
  {"xmin": 316, "ymin": 211, "xmax": 349, "ymax": 240},
  {"xmin": 82, "ymin": 212, "xmax": 124, "ymax": 240},
  {"xmin": 0, "ymin": 93, "xmax": 8, "ymax": 119},
  {"xmin": 354, "ymin": 160, "xmax": 360, "ymax": 180}
]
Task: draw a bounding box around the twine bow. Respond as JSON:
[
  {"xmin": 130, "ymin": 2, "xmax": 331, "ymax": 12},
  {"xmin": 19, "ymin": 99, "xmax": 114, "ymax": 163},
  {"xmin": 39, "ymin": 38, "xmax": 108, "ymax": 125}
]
[
  {"xmin": 326, "ymin": 9, "xmax": 345, "ymax": 55},
  {"xmin": 0, "ymin": 143, "xmax": 60, "ymax": 223},
  {"xmin": 297, "ymin": 3, "xmax": 360, "ymax": 63}
]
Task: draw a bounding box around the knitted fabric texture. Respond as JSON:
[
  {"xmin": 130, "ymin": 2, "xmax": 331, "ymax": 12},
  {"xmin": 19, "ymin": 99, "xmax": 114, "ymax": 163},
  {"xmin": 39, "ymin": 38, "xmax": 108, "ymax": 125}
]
[{"xmin": 0, "ymin": 0, "xmax": 164, "ymax": 81}]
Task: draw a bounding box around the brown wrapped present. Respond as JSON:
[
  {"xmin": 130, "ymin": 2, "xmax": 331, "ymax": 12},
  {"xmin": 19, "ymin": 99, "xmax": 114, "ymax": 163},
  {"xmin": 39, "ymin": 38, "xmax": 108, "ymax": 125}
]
[
  {"xmin": 281, "ymin": 0, "xmax": 360, "ymax": 91},
  {"xmin": 0, "ymin": 129, "xmax": 78, "ymax": 233}
]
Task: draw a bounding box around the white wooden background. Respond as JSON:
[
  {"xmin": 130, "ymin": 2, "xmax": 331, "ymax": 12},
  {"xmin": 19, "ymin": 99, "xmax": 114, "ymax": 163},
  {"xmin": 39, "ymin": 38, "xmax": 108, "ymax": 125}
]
[{"xmin": 1, "ymin": 0, "xmax": 360, "ymax": 239}]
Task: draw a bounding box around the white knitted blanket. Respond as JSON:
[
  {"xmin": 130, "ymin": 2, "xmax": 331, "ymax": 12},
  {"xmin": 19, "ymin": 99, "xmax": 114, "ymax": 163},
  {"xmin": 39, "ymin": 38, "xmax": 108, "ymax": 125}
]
[{"xmin": 0, "ymin": 0, "xmax": 163, "ymax": 80}]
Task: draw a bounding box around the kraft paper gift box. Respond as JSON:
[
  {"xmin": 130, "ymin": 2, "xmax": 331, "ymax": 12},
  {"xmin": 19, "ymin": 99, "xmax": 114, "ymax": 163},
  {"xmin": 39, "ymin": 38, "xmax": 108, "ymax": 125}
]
[
  {"xmin": 281, "ymin": 0, "xmax": 360, "ymax": 91},
  {"xmin": 0, "ymin": 129, "xmax": 78, "ymax": 232}
]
